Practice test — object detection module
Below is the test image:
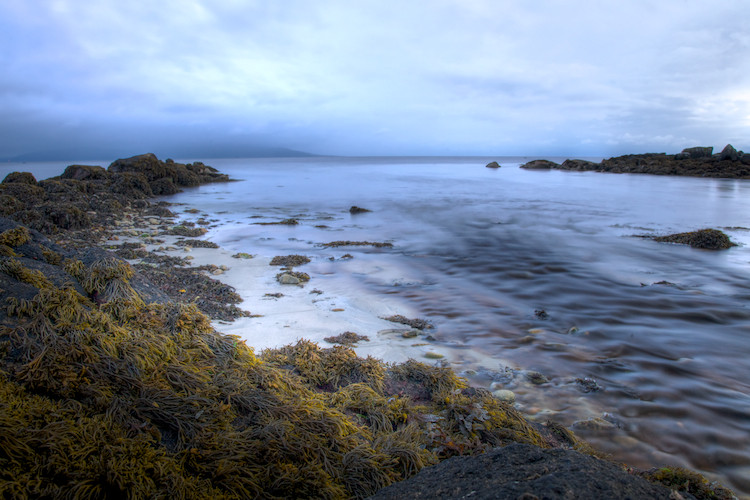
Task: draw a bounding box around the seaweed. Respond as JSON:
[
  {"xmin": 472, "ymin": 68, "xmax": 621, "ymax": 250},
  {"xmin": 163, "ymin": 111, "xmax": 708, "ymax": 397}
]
[
  {"xmin": 324, "ymin": 331, "xmax": 370, "ymax": 346},
  {"xmin": 270, "ymin": 254, "xmax": 311, "ymax": 267},
  {"xmin": 383, "ymin": 315, "xmax": 433, "ymax": 330},
  {"xmin": 636, "ymin": 466, "xmax": 735, "ymax": 500},
  {"xmin": 322, "ymin": 241, "xmax": 393, "ymax": 248},
  {"xmin": 0, "ymin": 226, "xmax": 31, "ymax": 247}
]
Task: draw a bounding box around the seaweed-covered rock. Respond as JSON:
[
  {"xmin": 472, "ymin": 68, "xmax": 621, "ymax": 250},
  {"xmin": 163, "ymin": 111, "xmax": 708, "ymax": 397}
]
[
  {"xmin": 108, "ymin": 153, "xmax": 170, "ymax": 181},
  {"xmin": 2, "ymin": 171, "xmax": 37, "ymax": 185},
  {"xmin": 150, "ymin": 177, "xmax": 179, "ymax": 195},
  {"xmin": 0, "ymin": 182, "xmax": 46, "ymax": 204},
  {"xmin": 0, "ymin": 195, "xmax": 24, "ymax": 216},
  {"xmin": 652, "ymin": 228, "xmax": 736, "ymax": 250},
  {"xmin": 61, "ymin": 164, "xmax": 109, "ymax": 181},
  {"xmin": 110, "ymin": 172, "xmax": 153, "ymax": 198},
  {"xmin": 520, "ymin": 159, "xmax": 560, "ymax": 169}
]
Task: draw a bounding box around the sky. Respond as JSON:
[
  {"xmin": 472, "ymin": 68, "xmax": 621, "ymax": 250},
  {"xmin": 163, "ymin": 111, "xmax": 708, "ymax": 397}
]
[{"xmin": 1, "ymin": 0, "xmax": 749, "ymax": 159}]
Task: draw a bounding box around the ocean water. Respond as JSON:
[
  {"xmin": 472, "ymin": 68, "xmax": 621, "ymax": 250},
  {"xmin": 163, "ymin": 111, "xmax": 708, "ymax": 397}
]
[{"xmin": 4, "ymin": 156, "xmax": 750, "ymax": 493}]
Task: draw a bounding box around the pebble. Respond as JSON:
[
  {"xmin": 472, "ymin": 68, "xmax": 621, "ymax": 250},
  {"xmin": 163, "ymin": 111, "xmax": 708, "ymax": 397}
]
[
  {"xmin": 278, "ymin": 273, "xmax": 300, "ymax": 285},
  {"xmin": 424, "ymin": 352, "xmax": 444, "ymax": 359},
  {"xmin": 491, "ymin": 389, "xmax": 516, "ymax": 403},
  {"xmin": 212, "ymin": 269, "xmax": 224, "ymax": 276}
]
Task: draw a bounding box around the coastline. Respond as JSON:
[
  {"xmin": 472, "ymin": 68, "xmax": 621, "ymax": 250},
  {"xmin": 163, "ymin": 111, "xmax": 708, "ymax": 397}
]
[{"xmin": 0, "ymin": 154, "xmax": 739, "ymax": 498}]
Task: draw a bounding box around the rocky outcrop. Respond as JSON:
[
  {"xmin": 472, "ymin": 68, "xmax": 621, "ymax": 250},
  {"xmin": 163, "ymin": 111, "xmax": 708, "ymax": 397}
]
[
  {"xmin": 485, "ymin": 161, "xmax": 501, "ymax": 168},
  {"xmin": 522, "ymin": 145, "xmax": 749, "ymax": 178},
  {"xmin": 520, "ymin": 159, "xmax": 560, "ymax": 169},
  {"xmin": 0, "ymin": 153, "xmax": 231, "ymax": 235}
]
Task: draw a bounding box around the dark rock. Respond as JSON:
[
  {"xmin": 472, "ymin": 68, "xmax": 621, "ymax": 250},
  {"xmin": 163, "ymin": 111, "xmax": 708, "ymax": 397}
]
[
  {"xmin": 0, "ymin": 195, "xmax": 24, "ymax": 216},
  {"xmin": 560, "ymin": 159, "xmax": 600, "ymax": 171},
  {"xmin": 61, "ymin": 165, "xmax": 109, "ymax": 181},
  {"xmin": 110, "ymin": 172, "xmax": 153, "ymax": 198},
  {"xmin": 368, "ymin": 443, "xmax": 682, "ymax": 500},
  {"xmin": 349, "ymin": 206, "xmax": 371, "ymax": 214},
  {"xmin": 520, "ymin": 159, "xmax": 560, "ymax": 169},
  {"xmin": 675, "ymin": 146, "xmax": 713, "ymax": 160},
  {"xmin": 719, "ymin": 144, "xmax": 739, "ymax": 162},
  {"xmin": 0, "ymin": 182, "xmax": 46, "ymax": 204},
  {"xmin": 150, "ymin": 177, "xmax": 179, "ymax": 196},
  {"xmin": 652, "ymin": 228, "xmax": 736, "ymax": 250},
  {"xmin": 485, "ymin": 161, "xmax": 501, "ymax": 168},
  {"xmin": 108, "ymin": 153, "xmax": 168, "ymax": 181},
  {"xmin": 2, "ymin": 172, "xmax": 37, "ymax": 185}
]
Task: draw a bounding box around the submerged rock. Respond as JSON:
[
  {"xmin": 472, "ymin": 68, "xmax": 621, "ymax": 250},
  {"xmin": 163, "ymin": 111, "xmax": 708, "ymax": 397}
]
[{"xmin": 349, "ymin": 205, "xmax": 372, "ymax": 214}]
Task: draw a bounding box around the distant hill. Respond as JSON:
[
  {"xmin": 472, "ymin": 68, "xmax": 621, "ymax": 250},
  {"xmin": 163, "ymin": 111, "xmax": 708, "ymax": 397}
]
[{"xmin": 1, "ymin": 144, "xmax": 316, "ymax": 162}]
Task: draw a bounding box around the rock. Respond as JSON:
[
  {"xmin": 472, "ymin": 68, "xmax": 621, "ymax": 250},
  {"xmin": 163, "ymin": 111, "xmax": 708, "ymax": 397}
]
[
  {"xmin": 349, "ymin": 206, "xmax": 371, "ymax": 214},
  {"xmin": 520, "ymin": 159, "xmax": 560, "ymax": 169},
  {"xmin": 485, "ymin": 161, "xmax": 501, "ymax": 168},
  {"xmin": 368, "ymin": 443, "xmax": 681, "ymax": 500},
  {"xmin": 719, "ymin": 144, "xmax": 739, "ymax": 162},
  {"xmin": 652, "ymin": 228, "xmax": 736, "ymax": 250},
  {"xmin": 675, "ymin": 146, "xmax": 713, "ymax": 160},
  {"xmin": 572, "ymin": 417, "xmax": 616, "ymax": 430},
  {"xmin": 526, "ymin": 371, "xmax": 548, "ymax": 385},
  {"xmin": 61, "ymin": 165, "xmax": 108, "ymax": 181},
  {"xmin": 401, "ymin": 329, "xmax": 420, "ymax": 338},
  {"xmin": 424, "ymin": 352, "xmax": 444, "ymax": 359},
  {"xmin": 277, "ymin": 273, "xmax": 301, "ymax": 285},
  {"xmin": 2, "ymin": 172, "xmax": 37, "ymax": 185},
  {"xmin": 560, "ymin": 159, "xmax": 600, "ymax": 171},
  {"xmin": 492, "ymin": 389, "xmax": 516, "ymax": 403}
]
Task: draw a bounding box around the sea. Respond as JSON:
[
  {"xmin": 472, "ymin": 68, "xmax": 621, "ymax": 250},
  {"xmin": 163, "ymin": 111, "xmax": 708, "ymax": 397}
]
[{"xmin": 4, "ymin": 155, "xmax": 750, "ymax": 495}]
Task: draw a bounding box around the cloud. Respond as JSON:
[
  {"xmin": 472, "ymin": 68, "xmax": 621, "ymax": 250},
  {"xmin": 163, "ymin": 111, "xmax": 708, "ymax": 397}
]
[{"xmin": 1, "ymin": 0, "xmax": 749, "ymax": 158}]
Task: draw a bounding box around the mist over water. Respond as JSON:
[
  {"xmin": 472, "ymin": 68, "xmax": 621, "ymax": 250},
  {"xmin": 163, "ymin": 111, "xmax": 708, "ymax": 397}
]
[{"xmin": 164, "ymin": 156, "xmax": 750, "ymax": 494}]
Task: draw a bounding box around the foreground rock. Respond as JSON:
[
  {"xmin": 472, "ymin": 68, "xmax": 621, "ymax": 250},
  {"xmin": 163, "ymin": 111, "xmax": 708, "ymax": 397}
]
[
  {"xmin": 520, "ymin": 144, "xmax": 750, "ymax": 178},
  {"xmin": 368, "ymin": 443, "xmax": 688, "ymax": 500}
]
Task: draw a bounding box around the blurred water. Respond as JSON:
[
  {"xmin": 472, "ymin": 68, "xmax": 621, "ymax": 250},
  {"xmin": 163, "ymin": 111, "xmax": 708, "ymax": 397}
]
[{"xmin": 128, "ymin": 156, "xmax": 750, "ymax": 494}]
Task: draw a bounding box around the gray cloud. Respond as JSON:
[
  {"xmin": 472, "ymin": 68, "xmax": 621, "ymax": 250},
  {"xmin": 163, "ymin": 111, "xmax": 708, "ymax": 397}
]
[{"xmin": 1, "ymin": 0, "xmax": 749, "ymax": 159}]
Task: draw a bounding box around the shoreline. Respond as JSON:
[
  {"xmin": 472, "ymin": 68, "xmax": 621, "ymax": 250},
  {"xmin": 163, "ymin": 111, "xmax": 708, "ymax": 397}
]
[{"xmin": 0, "ymin": 154, "xmax": 738, "ymax": 498}]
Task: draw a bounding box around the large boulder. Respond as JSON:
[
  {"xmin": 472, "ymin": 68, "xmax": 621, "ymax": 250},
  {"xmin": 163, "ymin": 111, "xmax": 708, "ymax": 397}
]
[
  {"xmin": 718, "ymin": 144, "xmax": 739, "ymax": 162},
  {"xmin": 485, "ymin": 161, "xmax": 501, "ymax": 169},
  {"xmin": 61, "ymin": 164, "xmax": 109, "ymax": 181},
  {"xmin": 108, "ymin": 153, "xmax": 174, "ymax": 183},
  {"xmin": 2, "ymin": 172, "xmax": 37, "ymax": 185},
  {"xmin": 675, "ymin": 146, "xmax": 713, "ymax": 160}
]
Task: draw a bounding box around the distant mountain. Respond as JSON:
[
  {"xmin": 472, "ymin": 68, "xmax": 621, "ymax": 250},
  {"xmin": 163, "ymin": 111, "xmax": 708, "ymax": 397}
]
[{"xmin": 1, "ymin": 144, "xmax": 316, "ymax": 162}]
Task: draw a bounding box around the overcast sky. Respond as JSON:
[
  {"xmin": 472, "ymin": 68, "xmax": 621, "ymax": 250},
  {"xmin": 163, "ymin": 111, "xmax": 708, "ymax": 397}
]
[{"xmin": 1, "ymin": 1, "xmax": 749, "ymax": 159}]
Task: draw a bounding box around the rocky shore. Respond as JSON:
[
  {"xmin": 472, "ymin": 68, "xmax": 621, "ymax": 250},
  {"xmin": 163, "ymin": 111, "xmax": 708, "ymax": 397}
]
[
  {"xmin": 520, "ymin": 144, "xmax": 749, "ymax": 178},
  {"xmin": 0, "ymin": 154, "xmax": 736, "ymax": 498}
]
